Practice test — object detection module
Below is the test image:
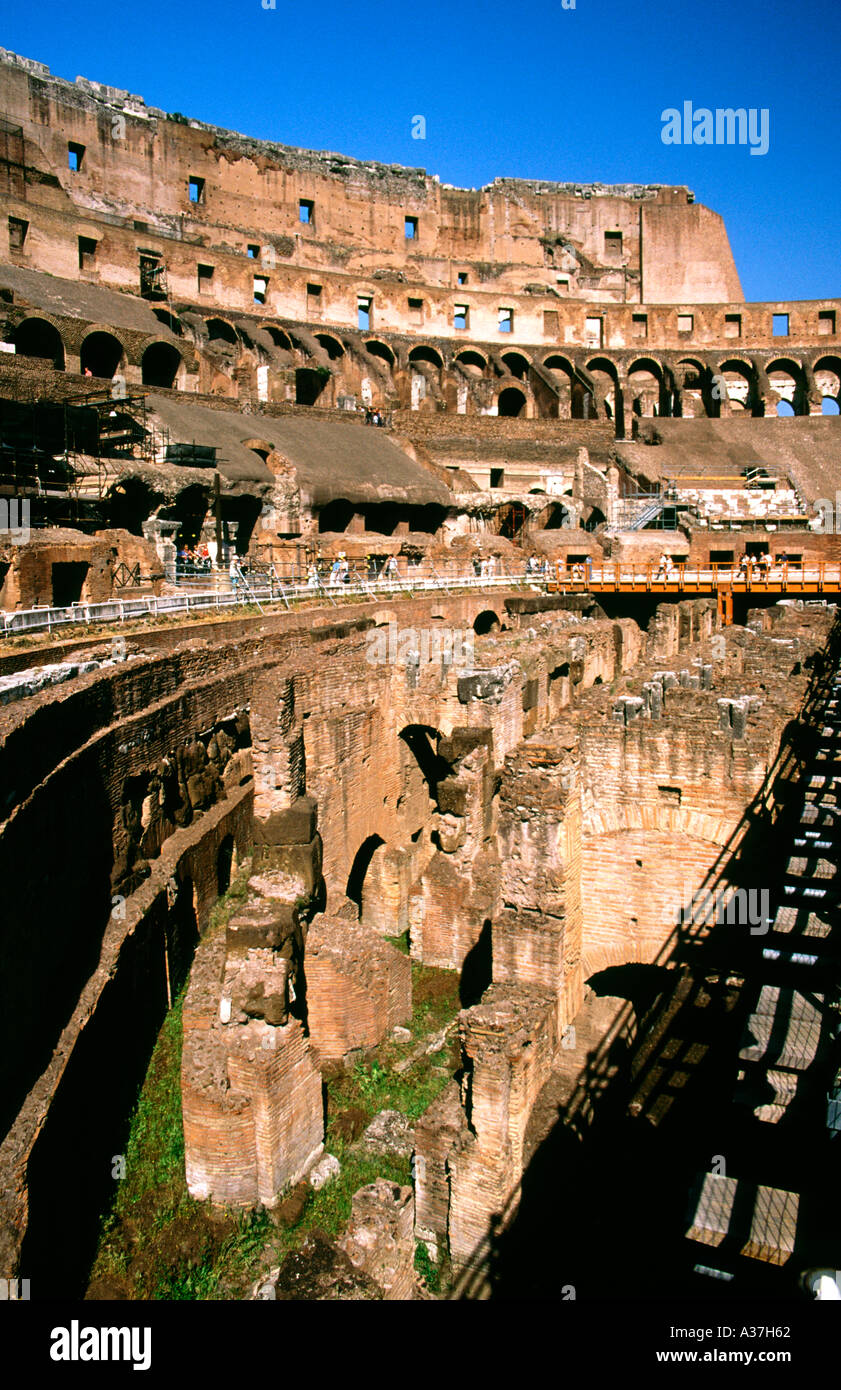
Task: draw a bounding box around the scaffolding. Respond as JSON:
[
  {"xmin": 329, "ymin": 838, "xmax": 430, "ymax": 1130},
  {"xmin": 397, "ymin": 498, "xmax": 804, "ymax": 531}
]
[
  {"xmin": 0, "ymin": 389, "xmax": 171, "ymax": 528},
  {"xmin": 60, "ymin": 390, "xmax": 170, "ymax": 502},
  {"xmin": 139, "ymin": 254, "xmax": 169, "ymax": 302}
]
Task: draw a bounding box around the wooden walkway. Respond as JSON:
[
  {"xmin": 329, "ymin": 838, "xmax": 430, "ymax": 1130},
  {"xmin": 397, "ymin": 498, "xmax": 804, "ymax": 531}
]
[{"xmin": 548, "ymin": 563, "xmax": 841, "ymax": 622}]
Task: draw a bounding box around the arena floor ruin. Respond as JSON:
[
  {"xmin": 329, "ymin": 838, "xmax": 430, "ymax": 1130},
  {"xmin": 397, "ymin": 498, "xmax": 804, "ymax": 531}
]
[{"xmin": 1, "ymin": 45, "xmax": 840, "ymax": 1303}]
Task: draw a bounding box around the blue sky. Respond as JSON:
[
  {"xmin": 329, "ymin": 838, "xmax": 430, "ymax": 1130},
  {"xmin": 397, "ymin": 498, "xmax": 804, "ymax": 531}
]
[{"xmin": 3, "ymin": 0, "xmax": 838, "ymax": 302}]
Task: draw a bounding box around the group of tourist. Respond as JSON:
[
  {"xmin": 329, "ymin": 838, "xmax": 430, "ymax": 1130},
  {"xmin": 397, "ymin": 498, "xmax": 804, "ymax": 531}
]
[
  {"xmin": 363, "ymin": 407, "xmax": 386, "ymax": 427},
  {"xmin": 656, "ymin": 552, "xmax": 678, "ymax": 578},
  {"xmin": 176, "ymin": 543, "xmax": 214, "ymax": 574},
  {"xmin": 309, "ymin": 553, "xmax": 402, "ymax": 588},
  {"xmin": 739, "ymin": 552, "xmax": 772, "ymax": 577}
]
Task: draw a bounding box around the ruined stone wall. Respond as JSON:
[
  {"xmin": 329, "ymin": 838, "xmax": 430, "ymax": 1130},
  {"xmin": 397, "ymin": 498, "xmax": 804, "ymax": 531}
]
[
  {"xmin": 3, "ymin": 46, "xmax": 837, "ymax": 371},
  {"xmin": 0, "ymin": 48, "xmax": 747, "ymax": 332},
  {"xmin": 572, "ymin": 607, "xmax": 831, "ymax": 970},
  {"xmin": 448, "ymin": 986, "xmax": 558, "ymax": 1264},
  {"xmin": 412, "ymin": 599, "xmax": 834, "ymax": 1271},
  {"xmin": 0, "ymin": 528, "xmax": 162, "ymax": 610},
  {"xmin": 304, "ymin": 915, "xmax": 411, "ymax": 1065},
  {"xmin": 182, "ymin": 916, "xmax": 323, "ymax": 1207},
  {"xmin": 0, "ymin": 785, "xmax": 252, "ymax": 1285},
  {"xmin": 1, "ymin": 582, "xmax": 833, "ymax": 1285}
]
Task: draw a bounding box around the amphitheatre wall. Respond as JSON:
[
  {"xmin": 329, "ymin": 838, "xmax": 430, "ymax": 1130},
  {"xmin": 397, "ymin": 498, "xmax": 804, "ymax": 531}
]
[
  {"xmin": 1, "ymin": 47, "xmax": 839, "ymax": 444},
  {"xmin": 0, "ymin": 580, "xmax": 829, "ymax": 1287}
]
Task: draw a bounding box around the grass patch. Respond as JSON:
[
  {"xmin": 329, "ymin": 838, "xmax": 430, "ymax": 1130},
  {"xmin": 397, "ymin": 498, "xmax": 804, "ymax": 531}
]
[
  {"xmin": 414, "ymin": 1240, "xmax": 444, "ymax": 1293},
  {"xmin": 297, "ymin": 1149, "xmax": 411, "ymax": 1245},
  {"xmin": 88, "ymin": 862, "xmax": 263, "ymax": 1300},
  {"xmin": 87, "ymin": 889, "xmax": 461, "ymax": 1300}
]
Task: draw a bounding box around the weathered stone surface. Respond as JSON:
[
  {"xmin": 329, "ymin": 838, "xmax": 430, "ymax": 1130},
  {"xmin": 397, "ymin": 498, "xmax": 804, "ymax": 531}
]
[
  {"xmin": 308, "ymin": 1153, "xmax": 341, "ymax": 1191},
  {"xmin": 337, "ymin": 1180, "xmax": 415, "ymax": 1301},
  {"xmin": 274, "ymin": 1234, "xmax": 383, "ymax": 1301},
  {"xmin": 305, "ymin": 915, "xmax": 412, "ymax": 1064},
  {"xmin": 361, "ymin": 1110, "xmax": 414, "ymax": 1159}
]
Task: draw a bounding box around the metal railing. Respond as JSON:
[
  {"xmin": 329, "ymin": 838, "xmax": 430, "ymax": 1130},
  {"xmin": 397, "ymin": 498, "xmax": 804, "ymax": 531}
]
[
  {"xmin": 0, "ymin": 570, "xmax": 549, "ymax": 638},
  {"xmin": 550, "ymin": 560, "xmax": 841, "ymax": 593}
]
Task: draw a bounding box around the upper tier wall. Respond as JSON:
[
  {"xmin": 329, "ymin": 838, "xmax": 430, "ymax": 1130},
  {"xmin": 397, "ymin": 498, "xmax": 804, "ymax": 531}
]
[{"xmin": 1, "ymin": 46, "xmax": 746, "ymax": 332}]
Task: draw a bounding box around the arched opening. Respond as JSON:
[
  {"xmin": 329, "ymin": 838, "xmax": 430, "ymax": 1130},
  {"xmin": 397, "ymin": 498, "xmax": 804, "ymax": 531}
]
[
  {"xmin": 363, "ymin": 502, "xmax": 400, "ymax": 535},
  {"xmin": 345, "ymin": 836, "xmax": 384, "ymax": 903},
  {"xmin": 540, "ymin": 502, "xmax": 573, "ymax": 530},
  {"xmin": 473, "ymin": 609, "xmax": 501, "ymax": 634},
  {"xmin": 346, "ymin": 835, "xmax": 386, "ymax": 916},
  {"xmin": 106, "ymin": 477, "xmax": 156, "ymax": 535},
  {"xmin": 152, "ymin": 309, "xmax": 183, "ymax": 336},
  {"xmin": 80, "ymin": 331, "xmax": 125, "ymax": 380},
  {"xmin": 206, "ymin": 318, "xmax": 238, "ymax": 346},
  {"xmin": 460, "ymin": 919, "xmax": 493, "ymax": 1007},
  {"xmin": 157, "ymin": 483, "xmax": 210, "ymax": 551},
  {"xmin": 501, "ymin": 351, "xmax": 530, "ymax": 380},
  {"xmin": 141, "ymin": 342, "xmax": 182, "ymax": 389},
  {"xmin": 315, "ymin": 333, "xmax": 345, "ymax": 360},
  {"xmin": 318, "ymin": 498, "xmax": 354, "ymax": 533},
  {"xmin": 408, "ymin": 345, "xmax": 444, "ymax": 370},
  {"xmin": 767, "ymin": 358, "xmax": 806, "ymax": 416},
  {"xmin": 586, "ymin": 357, "xmax": 621, "ymax": 423},
  {"xmin": 542, "ymin": 355, "xmax": 577, "ymax": 418},
  {"xmin": 814, "ymin": 356, "xmax": 841, "ymax": 412},
  {"xmin": 628, "ymin": 358, "xmax": 666, "ymax": 418},
  {"xmin": 217, "ymin": 835, "xmax": 235, "ymax": 896},
  {"xmin": 776, "ymin": 399, "xmax": 795, "ymax": 417},
  {"xmin": 242, "ymin": 437, "xmax": 275, "ymax": 463},
  {"xmin": 717, "ymin": 359, "xmax": 760, "ymax": 417},
  {"xmin": 455, "ymin": 350, "xmax": 487, "ymax": 372},
  {"xmin": 263, "ymin": 325, "xmax": 293, "ymax": 351},
  {"xmin": 224, "ymin": 494, "xmax": 262, "ymax": 556},
  {"xmin": 496, "ymin": 501, "xmax": 526, "ymax": 539},
  {"xmin": 399, "ymin": 725, "xmax": 450, "ymax": 801},
  {"xmin": 498, "ymin": 386, "xmax": 526, "ymax": 418},
  {"xmin": 366, "ymin": 340, "xmax": 395, "ymax": 366},
  {"xmin": 12, "ymin": 318, "xmax": 65, "ymax": 370},
  {"xmin": 675, "ymin": 358, "xmax": 706, "ymax": 417},
  {"xmin": 296, "ymin": 367, "xmax": 328, "ymax": 405}
]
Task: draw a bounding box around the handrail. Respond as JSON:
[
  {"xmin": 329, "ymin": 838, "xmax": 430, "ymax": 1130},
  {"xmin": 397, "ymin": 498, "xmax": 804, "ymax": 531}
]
[
  {"xmin": 551, "ymin": 560, "xmax": 841, "ymax": 592},
  {"xmin": 0, "ymin": 571, "xmax": 546, "ymax": 637}
]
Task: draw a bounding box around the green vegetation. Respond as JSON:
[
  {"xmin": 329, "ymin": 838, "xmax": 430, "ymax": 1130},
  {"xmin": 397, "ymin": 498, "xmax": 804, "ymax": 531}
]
[
  {"xmin": 87, "ymin": 882, "xmax": 461, "ymax": 1299},
  {"xmin": 414, "ymin": 1240, "xmax": 444, "ymax": 1293}
]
